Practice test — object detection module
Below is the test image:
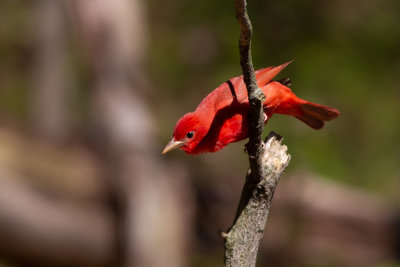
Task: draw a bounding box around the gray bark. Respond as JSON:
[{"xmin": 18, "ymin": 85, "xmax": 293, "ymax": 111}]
[
  {"xmin": 234, "ymin": 0, "xmax": 266, "ymax": 182},
  {"xmin": 224, "ymin": 1, "xmax": 291, "ymax": 266},
  {"xmin": 224, "ymin": 134, "xmax": 290, "ymax": 266}
]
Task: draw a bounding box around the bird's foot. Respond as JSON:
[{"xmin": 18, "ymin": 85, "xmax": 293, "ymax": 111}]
[
  {"xmin": 277, "ymin": 77, "xmax": 292, "ymax": 87},
  {"xmin": 244, "ymin": 142, "xmax": 249, "ymax": 154}
]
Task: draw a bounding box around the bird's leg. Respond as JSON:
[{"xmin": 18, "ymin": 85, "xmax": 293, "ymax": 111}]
[
  {"xmin": 277, "ymin": 77, "xmax": 292, "ymax": 87},
  {"xmin": 244, "ymin": 142, "xmax": 249, "ymax": 154}
]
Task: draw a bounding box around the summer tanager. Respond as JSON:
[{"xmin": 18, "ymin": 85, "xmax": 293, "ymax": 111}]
[{"xmin": 163, "ymin": 61, "xmax": 340, "ymax": 154}]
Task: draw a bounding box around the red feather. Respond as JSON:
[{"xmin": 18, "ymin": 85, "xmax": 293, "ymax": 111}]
[{"xmin": 165, "ymin": 61, "xmax": 340, "ymax": 154}]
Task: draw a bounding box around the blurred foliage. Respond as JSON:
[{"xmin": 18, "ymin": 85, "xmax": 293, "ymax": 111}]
[
  {"xmin": 378, "ymin": 262, "xmax": 400, "ymax": 267},
  {"xmin": 1, "ymin": 0, "xmax": 399, "ymax": 193},
  {"xmin": 0, "ymin": 0, "xmax": 399, "ymax": 266},
  {"xmin": 147, "ymin": 0, "xmax": 400, "ymax": 198},
  {"xmin": 0, "ymin": 0, "xmax": 33, "ymax": 122}
]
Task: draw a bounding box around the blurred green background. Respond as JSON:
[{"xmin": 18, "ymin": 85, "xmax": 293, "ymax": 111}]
[
  {"xmin": 0, "ymin": 0, "xmax": 399, "ymax": 266},
  {"xmin": 150, "ymin": 0, "xmax": 400, "ymax": 193}
]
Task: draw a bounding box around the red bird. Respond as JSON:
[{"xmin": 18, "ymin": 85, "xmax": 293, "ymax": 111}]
[{"xmin": 163, "ymin": 61, "xmax": 340, "ymax": 154}]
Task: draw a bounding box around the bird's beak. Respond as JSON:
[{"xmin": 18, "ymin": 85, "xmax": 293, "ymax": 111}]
[{"xmin": 162, "ymin": 139, "xmax": 185, "ymax": 154}]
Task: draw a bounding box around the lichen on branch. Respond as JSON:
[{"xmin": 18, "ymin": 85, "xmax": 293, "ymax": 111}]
[{"xmin": 224, "ymin": 133, "xmax": 291, "ymax": 267}]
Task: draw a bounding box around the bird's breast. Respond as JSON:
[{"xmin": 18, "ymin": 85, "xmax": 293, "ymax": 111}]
[{"xmin": 195, "ymin": 103, "xmax": 249, "ymax": 153}]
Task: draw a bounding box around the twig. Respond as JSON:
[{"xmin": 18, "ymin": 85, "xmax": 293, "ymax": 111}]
[
  {"xmin": 223, "ymin": 0, "xmax": 291, "ymax": 266},
  {"xmin": 234, "ymin": 0, "xmax": 265, "ymax": 182}
]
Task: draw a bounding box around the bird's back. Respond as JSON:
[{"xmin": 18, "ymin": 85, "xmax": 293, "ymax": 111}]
[{"xmin": 195, "ymin": 64, "xmax": 289, "ymax": 115}]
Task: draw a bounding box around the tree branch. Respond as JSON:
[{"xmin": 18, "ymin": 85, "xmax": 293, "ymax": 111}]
[
  {"xmin": 234, "ymin": 0, "xmax": 265, "ymax": 182},
  {"xmin": 224, "ymin": 133, "xmax": 291, "ymax": 266},
  {"xmin": 223, "ymin": 1, "xmax": 291, "ymax": 266}
]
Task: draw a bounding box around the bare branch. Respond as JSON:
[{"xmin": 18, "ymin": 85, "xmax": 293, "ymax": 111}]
[
  {"xmin": 224, "ymin": 133, "xmax": 291, "ymax": 266},
  {"xmin": 224, "ymin": 1, "xmax": 291, "ymax": 266},
  {"xmin": 234, "ymin": 0, "xmax": 265, "ymax": 182}
]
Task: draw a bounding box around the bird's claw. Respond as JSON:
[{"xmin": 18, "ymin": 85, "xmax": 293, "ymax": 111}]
[
  {"xmin": 277, "ymin": 77, "xmax": 292, "ymax": 87},
  {"xmin": 244, "ymin": 142, "xmax": 249, "ymax": 154}
]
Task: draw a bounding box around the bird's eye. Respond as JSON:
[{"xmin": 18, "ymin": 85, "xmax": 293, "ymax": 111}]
[{"xmin": 186, "ymin": 131, "xmax": 194, "ymax": 138}]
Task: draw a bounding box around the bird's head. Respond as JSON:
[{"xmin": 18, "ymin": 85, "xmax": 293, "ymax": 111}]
[{"xmin": 162, "ymin": 112, "xmax": 209, "ymax": 154}]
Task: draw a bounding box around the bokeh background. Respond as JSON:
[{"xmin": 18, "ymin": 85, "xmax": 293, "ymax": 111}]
[{"xmin": 0, "ymin": 0, "xmax": 399, "ymax": 266}]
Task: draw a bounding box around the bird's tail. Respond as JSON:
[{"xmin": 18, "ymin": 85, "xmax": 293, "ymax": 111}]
[{"xmin": 296, "ymin": 102, "xmax": 340, "ymax": 129}]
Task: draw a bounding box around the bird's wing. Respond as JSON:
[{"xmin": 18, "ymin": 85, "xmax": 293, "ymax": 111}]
[
  {"xmin": 223, "ymin": 61, "xmax": 293, "ymax": 106},
  {"xmin": 196, "ymin": 61, "xmax": 292, "ymax": 113}
]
